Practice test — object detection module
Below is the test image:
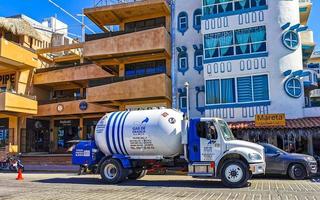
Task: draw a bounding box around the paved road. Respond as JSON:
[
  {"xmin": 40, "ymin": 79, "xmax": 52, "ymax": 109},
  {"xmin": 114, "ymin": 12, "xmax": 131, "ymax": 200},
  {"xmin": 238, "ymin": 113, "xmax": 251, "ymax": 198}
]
[{"xmin": 0, "ymin": 173, "xmax": 319, "ymax": 200}]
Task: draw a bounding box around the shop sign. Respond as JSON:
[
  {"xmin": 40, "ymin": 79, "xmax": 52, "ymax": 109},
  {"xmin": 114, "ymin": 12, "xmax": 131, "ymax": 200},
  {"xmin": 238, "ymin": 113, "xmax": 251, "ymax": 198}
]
[
  {"xmin": 0, "ymin": 73, "xmax": 15, "ymax": 87},
  {"xmin": 255, "ymin": 114, "xmax": 286, "ymax": 127},
  {"xmin": 57, "ymin": 104, "xmax": 64, "ymax": 113},
  {"xmin": 79, "ymin": 101, "xmax": 88, "ymax": 111}
]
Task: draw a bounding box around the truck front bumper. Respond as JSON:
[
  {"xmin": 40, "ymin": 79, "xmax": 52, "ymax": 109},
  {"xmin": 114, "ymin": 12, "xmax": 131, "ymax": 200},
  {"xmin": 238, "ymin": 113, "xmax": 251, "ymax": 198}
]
[{"xmin": 249, "ymin": 162, "xmax": 265, "ymax": 175}]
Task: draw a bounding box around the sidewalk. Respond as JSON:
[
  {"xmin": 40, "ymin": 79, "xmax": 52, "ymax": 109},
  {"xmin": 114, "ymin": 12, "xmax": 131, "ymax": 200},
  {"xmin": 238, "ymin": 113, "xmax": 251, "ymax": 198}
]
[{"xmin": 24, "ymin": 165, "xmax": 78, "ymax": 173}]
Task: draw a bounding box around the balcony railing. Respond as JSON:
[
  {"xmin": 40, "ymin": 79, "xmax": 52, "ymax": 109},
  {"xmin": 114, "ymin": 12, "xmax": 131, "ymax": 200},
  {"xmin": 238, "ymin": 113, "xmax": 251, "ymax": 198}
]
[
  {"xmin": 86, "ymin": 25, "xmax": 166, "ymax": 41},
  {"xmin": 0, "ymin": 91, "xmax": 36, "ymax": 101},
  {"xmin": 89, "ymin": 72, "xmax": 165, "ymax": 87},
  {"xmin": 38, "ymin": 96, "xmax": 86, "ymax": 105},
  {"xmin": 299, "ymin": 0, "xmax": 311, "ymax": 3},
  {"xmin": 93, "ymin": 0, "xmax": 171, "ymax": 7}
]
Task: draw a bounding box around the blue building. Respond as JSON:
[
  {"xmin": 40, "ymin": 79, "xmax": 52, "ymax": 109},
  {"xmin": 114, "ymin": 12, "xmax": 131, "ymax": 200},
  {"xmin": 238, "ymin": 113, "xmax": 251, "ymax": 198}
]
[{"xmin": 173, "ymin": 0, "xmax": 320, "ymax": 156}]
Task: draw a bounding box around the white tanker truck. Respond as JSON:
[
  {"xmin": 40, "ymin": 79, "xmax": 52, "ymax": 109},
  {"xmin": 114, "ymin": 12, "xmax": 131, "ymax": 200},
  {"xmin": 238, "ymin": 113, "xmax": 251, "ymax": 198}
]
[{"xmin": 72, "ymin": 109, "xmax": 265, "ymax": 187}]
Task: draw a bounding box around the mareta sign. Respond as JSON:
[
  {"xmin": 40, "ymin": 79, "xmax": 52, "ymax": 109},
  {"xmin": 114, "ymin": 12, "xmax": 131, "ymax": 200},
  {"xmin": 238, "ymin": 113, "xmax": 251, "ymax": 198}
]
[{"xmin": 255, "ymin": 114, "xmax": 286, "ymax": 127}]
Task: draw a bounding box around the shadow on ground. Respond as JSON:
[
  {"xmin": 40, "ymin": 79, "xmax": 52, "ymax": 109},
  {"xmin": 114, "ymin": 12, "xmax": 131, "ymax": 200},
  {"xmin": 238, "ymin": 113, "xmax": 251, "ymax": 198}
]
[{"xmin": 34, "ymin": 177, "xmax": 243, "ymax": 189}]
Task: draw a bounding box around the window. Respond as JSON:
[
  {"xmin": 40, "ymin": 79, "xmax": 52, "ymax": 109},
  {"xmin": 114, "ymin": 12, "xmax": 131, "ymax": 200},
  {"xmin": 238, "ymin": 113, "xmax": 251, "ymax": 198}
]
[
  {"xmin": 204, "ymin": 26, "xmax": 266, "ymax": 59},
  {"xmin": 179, "ymin": 57, "xmax": 188, "ymax": 70},
  {"xmin": 195, "ymin": 55, "xmax": 203, "ymax": 68},
  {"xmin": 206, "ymin": 78, "xmax": 235, "ymax": 104},
  {"xmin": 282, "ymin": 30, "xmax": 299, "ymax": 50},
  {"xmin": 196, "ymin": 121, "xmax": 218, "ymax": 140},
  {"xmin": 284, "ymin": 77, "xmax": 302, "ymax": 98},
  {"xmin": 180, "ymin": 96, "xmax": 187, "ymax": 109},
  {"xmin": 178, "ymin": 12, "xmax": 188, "ymax": 35},
  {"xmin": 237, "ymin": 75, "xmax": 269, "ymax": 103},
  {"xmin": 125, "ymin": 60, "xmax": 166, "ymax": 77},
  {"xmin": 124, "ymin": 17, "xmax": 166, "ymax": 32},
  {"xmin": 193, "ymin": 9, "xmax": 202, "ymax": 32},
  {"xmin": 203, "ymin": 0, "xmax": 267, "ymax": 16},
  {"xmin": 206, "ymin": 74, "xmax": 269, "ymax": 105}
]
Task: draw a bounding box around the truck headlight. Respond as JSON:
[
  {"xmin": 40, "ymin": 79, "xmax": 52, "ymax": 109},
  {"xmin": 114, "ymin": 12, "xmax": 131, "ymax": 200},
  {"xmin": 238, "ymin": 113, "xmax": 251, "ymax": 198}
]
[
  {"xmin": 248, "ymin": 153, "xmax": 262, "ymax": 161},
  {"xmin": 306, "ymin": 156, "xmax": 316, "ymax": 162}
]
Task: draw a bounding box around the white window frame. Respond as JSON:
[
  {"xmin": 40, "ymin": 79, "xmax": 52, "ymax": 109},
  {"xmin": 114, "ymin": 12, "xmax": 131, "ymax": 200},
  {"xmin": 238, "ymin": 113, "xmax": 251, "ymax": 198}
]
[
  {"xmin": 194, "ymin": 13, "xmax": 202, "ymax": 27},
  {"xmin": 195, "ymin": 55, "xmax": 203, "ymax": 67},
  {"xmin": 180, "ymin": 96, "xmax": 187, "ymax": 109},
  {"xmin": 179, "ymin": 57, "xmax": 187, "ymax": 70},
  {"xmin": 205, "ymin": 73, "xmax": 270, "ymax": 106},
  {"xmin": 179, "ymin": 16, "xmax": 187, "ymax": 30}
]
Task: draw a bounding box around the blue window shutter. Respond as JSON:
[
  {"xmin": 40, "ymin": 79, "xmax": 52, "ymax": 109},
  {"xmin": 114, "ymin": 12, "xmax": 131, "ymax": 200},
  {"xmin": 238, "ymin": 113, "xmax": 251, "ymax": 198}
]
[
  {"xmin": 206, "ymin": 80, "xmax": 220, "ymax": 104},
  {"xmin": 253, "ymin": 75, "xmax": 269, "ymax": 101},
  {"xmin": 237, "ymin": 76, "xmax": 253, "ymax": 102}
]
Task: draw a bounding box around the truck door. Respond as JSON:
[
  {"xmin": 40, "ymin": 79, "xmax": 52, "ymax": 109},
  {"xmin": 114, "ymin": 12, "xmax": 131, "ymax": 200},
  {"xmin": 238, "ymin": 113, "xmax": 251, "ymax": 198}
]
[{"xmin": 188, "ymin": 119, "xmax": 221, "ymax": 162}]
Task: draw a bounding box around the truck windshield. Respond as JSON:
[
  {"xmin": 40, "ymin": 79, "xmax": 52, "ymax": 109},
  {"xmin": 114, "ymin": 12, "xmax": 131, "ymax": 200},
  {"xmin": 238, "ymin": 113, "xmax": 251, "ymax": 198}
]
[{"xmin": 217, "ymin": 120, "xmax": 235, "ymax": 141}]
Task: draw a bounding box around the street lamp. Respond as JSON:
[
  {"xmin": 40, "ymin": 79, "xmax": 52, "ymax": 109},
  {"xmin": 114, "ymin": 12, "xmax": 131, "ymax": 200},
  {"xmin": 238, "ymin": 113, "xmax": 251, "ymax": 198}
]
[{"xmin": 76, "ymin": 12, "xmax": 85, "ymax": 42}]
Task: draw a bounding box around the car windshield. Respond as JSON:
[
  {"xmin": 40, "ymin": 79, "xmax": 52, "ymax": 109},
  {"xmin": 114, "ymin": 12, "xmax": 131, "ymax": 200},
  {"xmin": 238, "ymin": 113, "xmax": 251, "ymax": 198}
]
[
  {"xmin": 217, "ymin": 120, "xmax": 235, "ymax": 141},
  {"xmin": 263, "ymin": 144, "xmax": 287, "ymax": 155}
]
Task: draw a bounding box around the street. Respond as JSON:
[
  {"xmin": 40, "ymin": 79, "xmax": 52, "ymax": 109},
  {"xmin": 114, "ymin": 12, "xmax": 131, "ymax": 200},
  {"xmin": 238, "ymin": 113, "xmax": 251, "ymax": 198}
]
[{"xmin": 0, "ymin": 173, "xmax": 319, "ymax": 200}]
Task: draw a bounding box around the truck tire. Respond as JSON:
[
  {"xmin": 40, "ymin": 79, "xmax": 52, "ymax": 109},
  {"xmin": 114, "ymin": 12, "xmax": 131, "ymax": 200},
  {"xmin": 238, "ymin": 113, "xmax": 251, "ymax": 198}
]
[
  {"xmin": 288, "ymin": 164, "xmax": 307, "ymax": 180},
  {"xmin": 221, "ymin": 159, "xmax": 249, "ymax": 188},
  {"xmin": 100, "ymin": 159, "xmax": 128, "ymax": 184},
  {"xmin": 128, "ymin": 170, "xmax": 148, "ymax": 180}
]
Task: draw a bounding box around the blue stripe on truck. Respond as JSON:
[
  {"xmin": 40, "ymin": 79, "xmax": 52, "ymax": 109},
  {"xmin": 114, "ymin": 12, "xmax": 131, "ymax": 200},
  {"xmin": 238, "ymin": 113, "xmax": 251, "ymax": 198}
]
[
  {"xmin": 105, "ymin": 112, "xmax": 116, "ymax": 155},
  {"xmin": 111, "ymin": 112, "xmax": 122, "ymax": 154},
  {"xmin": 121, "ymin": 111, "xmax": 130, "ymax": 155},
  {"xmin": 117, "ymin": 111, "xmax": 127, "ymax": 155}
]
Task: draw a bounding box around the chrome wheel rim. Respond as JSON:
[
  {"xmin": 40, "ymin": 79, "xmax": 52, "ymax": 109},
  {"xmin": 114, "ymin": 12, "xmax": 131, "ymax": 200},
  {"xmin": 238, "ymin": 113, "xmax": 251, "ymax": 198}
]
[
  {"xmin": 104, "ymin": 163, "xmax": 118, "ymax": 180},
  {"xmin": 225, "ymin": 164, "xmax": 243, "ymax": 183}
]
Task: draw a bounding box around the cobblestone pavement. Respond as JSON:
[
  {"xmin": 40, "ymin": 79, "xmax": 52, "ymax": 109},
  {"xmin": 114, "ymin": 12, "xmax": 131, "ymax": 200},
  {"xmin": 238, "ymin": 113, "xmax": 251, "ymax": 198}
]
[{"xmin": 0, "ymin": 173, "xmax": 319, "ymax": 200}]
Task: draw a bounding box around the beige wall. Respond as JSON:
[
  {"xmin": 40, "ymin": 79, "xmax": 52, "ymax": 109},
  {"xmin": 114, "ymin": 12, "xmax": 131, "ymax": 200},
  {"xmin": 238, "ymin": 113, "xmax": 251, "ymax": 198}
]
[{"xmin": 87, "ymin": 74, "xmax": 171, "ymax": 103}]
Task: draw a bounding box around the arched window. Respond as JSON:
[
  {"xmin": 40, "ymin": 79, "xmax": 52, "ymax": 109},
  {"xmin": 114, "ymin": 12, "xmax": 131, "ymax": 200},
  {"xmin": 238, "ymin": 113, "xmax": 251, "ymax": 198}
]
[
  {"xmin": 178, "ymin": 12, "xmax": 188, "ymax": 35},
  {"xmin": 284, "ymin": 77, "xmax": 302, "ymax": 98},
  {"xmin": 282, "ymin": 30, "xmax": 299, "ymax": 50},
  {"xmin": 193, "ymin": 9, "xmax": 202, "ymax": 33}
]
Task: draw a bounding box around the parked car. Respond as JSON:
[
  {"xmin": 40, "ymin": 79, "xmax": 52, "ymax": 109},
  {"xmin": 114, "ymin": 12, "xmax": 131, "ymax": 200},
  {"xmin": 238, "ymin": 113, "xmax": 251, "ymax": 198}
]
[{"xmin": 260, "ymin": 143, "xmax": 317, "ymax": 180}]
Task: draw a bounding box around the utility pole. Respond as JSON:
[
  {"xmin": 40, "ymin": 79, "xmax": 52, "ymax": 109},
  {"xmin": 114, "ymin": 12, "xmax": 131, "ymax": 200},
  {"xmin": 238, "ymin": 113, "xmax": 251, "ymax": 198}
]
[{"xmin": 48, "ymin": 0, "xmax": 95, "ymax": 42}]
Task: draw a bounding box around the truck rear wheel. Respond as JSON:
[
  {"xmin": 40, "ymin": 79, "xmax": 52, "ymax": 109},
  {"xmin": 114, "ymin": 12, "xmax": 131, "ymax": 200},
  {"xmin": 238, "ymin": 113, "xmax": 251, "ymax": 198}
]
[
  {"xmin": 128, "ymin": 169, "xmax": 147, "ymax": 180},
  {"xmin": 221, "ymin": 159, "xmax": 249, "ymax": 188},
  {"xmin": 100, "ymin": 159, "xmax": 128, "ymax": 184}
]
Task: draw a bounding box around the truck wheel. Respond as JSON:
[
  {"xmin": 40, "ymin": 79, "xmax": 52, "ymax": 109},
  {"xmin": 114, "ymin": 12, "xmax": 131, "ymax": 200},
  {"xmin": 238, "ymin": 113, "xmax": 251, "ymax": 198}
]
[
  {"xmin": 128, "ymin": 169, "xmax": 147, "ymax": 180},
  {"xmin": 288, "ymin": 164, "xmax": 307, "ymax": 180},
  {"xmin": 221, "ymin": 159, "xmax": 249, "ymax": 188},
  {"xmin": 100, "ymin": 159, "xmax": 128, "ymax": 184}
]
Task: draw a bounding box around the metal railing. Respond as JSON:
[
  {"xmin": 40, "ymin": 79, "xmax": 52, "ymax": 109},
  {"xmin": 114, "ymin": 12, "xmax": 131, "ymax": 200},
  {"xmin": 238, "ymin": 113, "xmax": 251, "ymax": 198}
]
[
  {"xmin": 0, "ymin": 90, "xmax": 37, "ymax": 101},
  {"xmin": 89, "ymin": 72, "xmax": 166, "ymax": 88},
  {"xmin": 93, "ymin": 0, "xmax": 141, "ymax": 7},
  {"xmin": 93, "ymin": 0, "xmax": 172, "ymax": 7},
  {"xmin": 38, "ymin": 96, "xmax": 86, "ymax": 105},
  {"xmin": 86, "ymin": 25, "xmax": 165, "ymax": 41},
  {"xmin": 299, "ymin": 0, "xmax": 311, "ymax": 3}
]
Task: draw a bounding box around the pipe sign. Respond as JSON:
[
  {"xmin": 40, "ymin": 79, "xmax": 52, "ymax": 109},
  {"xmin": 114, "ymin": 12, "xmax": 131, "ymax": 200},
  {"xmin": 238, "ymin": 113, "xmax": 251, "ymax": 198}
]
[{"xmin": 0, "ymin": 73, "xmax": 15, "ymax": 87}]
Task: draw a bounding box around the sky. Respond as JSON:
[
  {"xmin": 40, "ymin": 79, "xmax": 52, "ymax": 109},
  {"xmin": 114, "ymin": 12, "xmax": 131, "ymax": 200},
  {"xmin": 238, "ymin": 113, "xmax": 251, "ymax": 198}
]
[{"xmin": 0, "ymin": 0, "xmax": 319, "ymax": 49}]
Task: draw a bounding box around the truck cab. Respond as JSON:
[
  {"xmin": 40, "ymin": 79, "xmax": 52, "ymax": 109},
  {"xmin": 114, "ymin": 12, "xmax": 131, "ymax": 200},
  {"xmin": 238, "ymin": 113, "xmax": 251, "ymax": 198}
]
[{"xmin": 186, "ymin": 118, "xmax": 265, "ymax": 187}]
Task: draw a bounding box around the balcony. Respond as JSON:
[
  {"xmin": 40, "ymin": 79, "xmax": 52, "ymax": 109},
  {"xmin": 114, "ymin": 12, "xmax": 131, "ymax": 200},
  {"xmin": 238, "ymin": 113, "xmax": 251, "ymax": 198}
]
[
  {"xmin": 0, "ymin": 92, "xmax": 37, "ymax": 115},
  {"xmin": 0, "ymin": 38, "xmax": 39, "ymax": 70},
  {"xmin": 84, "ymin": 27, "xmax": 171, "ymax": 63},
  {"xmin": 299, "ymin": 0, "xmax": 312, "ymax": 25},
  {"xmin": 85, "ymin": 0, "xmax": 170, "ymax": 32},
  {"xmin": 301, "ymin": 30, "xmax": 315, "ymax": 62},
  {"xmin": 36, "ymin": 99, "xmax": 116, "ymax": 117},
  {"xmin": 87, "ymin": 73, "xmax": 171, "ymax": 103},
  {"xmin": 33, "ymin": 64, "xmax": 113, "ymax": 86}
]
